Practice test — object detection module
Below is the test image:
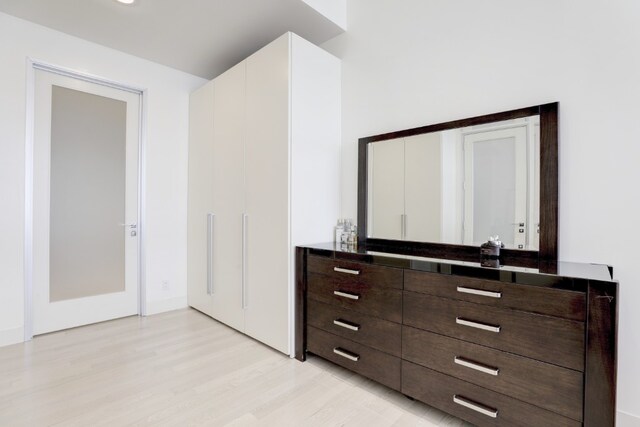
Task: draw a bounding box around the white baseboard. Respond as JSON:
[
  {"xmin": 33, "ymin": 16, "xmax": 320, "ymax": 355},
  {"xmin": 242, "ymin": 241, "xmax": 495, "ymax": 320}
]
[
  {"xmin": 145, "ymin": 296, "xmax": 188, "ymax": 316},
  {"xmin": 0, "ymin": 327, "xmax": 24, "ymax": 348},
  {"xmin": 618, "ymin": 410, "xmax": 640, "ymax": 427}
]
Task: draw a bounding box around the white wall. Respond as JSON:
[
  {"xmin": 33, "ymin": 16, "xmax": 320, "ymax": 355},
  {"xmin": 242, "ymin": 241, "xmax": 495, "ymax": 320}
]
[
  {"xmin": 302, "ymin": 0, "xmax": 347, "ymax": 30},
  {"xmin": 322, "ymin": 0, "xmax": 640, "ymax": 422},
  {"xmin": 0, "ymin": 12, "xmax": 206, "ymax": 345}
]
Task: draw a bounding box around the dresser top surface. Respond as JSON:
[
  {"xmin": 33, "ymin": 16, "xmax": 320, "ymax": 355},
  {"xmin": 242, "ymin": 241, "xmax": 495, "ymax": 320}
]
[{"xmin": 300, "ymin": 242, "xmax": 615, "ymax": 285}]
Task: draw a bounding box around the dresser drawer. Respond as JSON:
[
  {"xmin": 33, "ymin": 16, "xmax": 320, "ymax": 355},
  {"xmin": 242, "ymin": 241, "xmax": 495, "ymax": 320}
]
[
  {"xmin": 402, "ymin": 326, "xmax": 583, "ymax": 421},
  {"xmin": 307, "ymin": 326, "xmax": 401, "ymax": 390},
  {"xmin": 308, "ymin": 300, "xmax": 401, "ymax": 357},
  {"xmin": 404, "ymin": 270, "xmax": 585, "ymax": 321},
  {"xmin": 403, "ymin": 292, "xmax": 585, "ymax": 371},
  {"xmin": 402, "ymin": 361, "xmax": 581, "ymax": 427},
  {"xmin": 307, "ymin": 255, "xmax": 403, "ymax": 289},
  {"xmin": 308, "ymin": 273, "xmax": 402, "ymax": 323}
]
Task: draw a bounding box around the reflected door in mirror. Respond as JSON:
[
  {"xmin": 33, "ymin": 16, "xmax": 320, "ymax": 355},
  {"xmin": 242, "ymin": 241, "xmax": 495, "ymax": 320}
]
[
  {"xmin": 463, "ymin": 127, "xmax": 526, "ymax": 248},
  {"xmin": 367, "ymin": 116, "xmax": 540, "ymax": 250}
]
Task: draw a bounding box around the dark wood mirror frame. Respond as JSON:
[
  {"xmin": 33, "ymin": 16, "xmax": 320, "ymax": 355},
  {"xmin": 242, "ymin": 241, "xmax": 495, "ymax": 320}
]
[{"xmin": 357, "ymin": 102, "xmax": 558, "ymax": 267}]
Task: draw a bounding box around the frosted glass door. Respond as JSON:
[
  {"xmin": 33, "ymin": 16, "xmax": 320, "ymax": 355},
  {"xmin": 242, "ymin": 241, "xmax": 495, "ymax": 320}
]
[{"xmin": 33, "ymin": 69, "xmax": 139, "ymax": 335}]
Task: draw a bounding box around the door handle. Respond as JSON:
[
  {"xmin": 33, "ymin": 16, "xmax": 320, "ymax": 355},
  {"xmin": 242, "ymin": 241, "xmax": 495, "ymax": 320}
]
[
  {"xmin": 242, "ymin": 213, "xmax": 248, "ymax": 309},
  {"xmin": 207, "ymin": 213, "xmax": 214, "ymax": 295},
  {"xmin": 403, "ymin": 214, "xmax": 408, "ymax": 239}
]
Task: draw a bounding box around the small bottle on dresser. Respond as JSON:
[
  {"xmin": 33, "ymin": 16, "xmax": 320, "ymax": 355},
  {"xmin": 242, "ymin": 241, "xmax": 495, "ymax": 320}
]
[{"xmin": 334, "ymin": 219, "xmax": 344, "ymax": 243}]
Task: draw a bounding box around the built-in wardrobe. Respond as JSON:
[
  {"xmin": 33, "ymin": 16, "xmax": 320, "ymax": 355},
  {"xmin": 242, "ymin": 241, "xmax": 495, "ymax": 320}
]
[{"xmin": 187, "ymin": 32, "xmax": 341, "ymax": 355}]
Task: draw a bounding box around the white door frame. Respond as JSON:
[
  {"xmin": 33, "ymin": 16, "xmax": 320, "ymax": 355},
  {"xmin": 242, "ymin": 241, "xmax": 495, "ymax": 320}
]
[{"xmin": 24, "ymin": 59, "xmax": 147, "ymax": 341}]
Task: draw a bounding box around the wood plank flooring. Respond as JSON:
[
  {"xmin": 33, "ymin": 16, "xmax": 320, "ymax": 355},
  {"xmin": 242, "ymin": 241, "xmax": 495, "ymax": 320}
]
[{"xmin": 0, "ymin": 308, "xmax": 471, "ymax": 426}]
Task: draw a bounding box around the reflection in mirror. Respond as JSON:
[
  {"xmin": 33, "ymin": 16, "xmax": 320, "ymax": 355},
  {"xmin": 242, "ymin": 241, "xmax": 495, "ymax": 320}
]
[{"xmin": 367, "ymin": 116, "xmax": 540, "ymax": 250}]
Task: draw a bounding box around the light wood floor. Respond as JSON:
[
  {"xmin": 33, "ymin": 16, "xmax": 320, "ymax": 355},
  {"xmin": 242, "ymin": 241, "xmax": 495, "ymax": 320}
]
[{"xmin": 0, "ymin": 308, "xmax": 471, "ymax": 426}]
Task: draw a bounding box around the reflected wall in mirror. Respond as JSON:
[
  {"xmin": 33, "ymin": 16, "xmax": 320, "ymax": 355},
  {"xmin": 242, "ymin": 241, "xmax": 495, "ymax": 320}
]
[
  {"xmin": 367, "ymin": 116, "xmax": 540, "ymax": 250},
  {"xmin": 358, "ymin": 103, "xmax": 558, "ymax": 263}
]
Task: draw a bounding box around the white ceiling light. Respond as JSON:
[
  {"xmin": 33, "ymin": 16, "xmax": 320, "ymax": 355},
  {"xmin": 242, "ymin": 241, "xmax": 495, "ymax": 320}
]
[{"xmin": 115, "ymin": 0, "xmax": 136, "ymax": 5}]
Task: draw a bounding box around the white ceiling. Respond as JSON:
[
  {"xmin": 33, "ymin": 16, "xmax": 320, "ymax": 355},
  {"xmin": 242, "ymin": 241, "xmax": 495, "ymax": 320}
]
[{"xmin": 0, "ymin": 0, "xmax": 345, "ymax": 79}]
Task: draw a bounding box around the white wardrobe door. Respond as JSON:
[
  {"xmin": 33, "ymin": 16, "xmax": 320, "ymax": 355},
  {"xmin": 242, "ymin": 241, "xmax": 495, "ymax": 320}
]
[
  {"xmin": 210, "ymin": 62, "xmax": 247, "ymax": 332},
  {"xmin": 404, "ymin": 132, "xmax": 442, "ymax": 242},
  {"xmin": 187, "ymin": 82, "xmax": 215, "ymax": 315},
  {"xmin": 369, "ymin": 138, "xmax": 405, "ymax": 240},
  {"xmin": 244, "ymin": 34, "xmax": 290, "ymax": 354}
]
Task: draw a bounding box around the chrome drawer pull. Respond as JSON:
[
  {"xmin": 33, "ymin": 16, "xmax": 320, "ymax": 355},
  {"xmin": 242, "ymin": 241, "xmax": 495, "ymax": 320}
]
[
  {"xmin": 457, "ymin": 286, "xmax": 501, "ymax": 299},
  {"xmin": 454, "ymin": 356, "xmax": 499, "ymax": 376},
  {"xmin": 333, "ymin": 319, "xmax": 360, "ymax": 331},
  {"xmin": 453, "ymin": 395, "xmax": 498, "ymax": 418},
  {"xmin": 333, "ymin": 347, "xmax": 360, "ymax": 362},
  {"xmin": 456, "ymin": 317, "xmax": 501, "ymax": 333},
  {"xmin": 334, "ymin": 290, "xmax": 360, "ymax": 300},
  {"xmin": 333, "ymin": 267, "xmax": 360, "ymax": 275}
]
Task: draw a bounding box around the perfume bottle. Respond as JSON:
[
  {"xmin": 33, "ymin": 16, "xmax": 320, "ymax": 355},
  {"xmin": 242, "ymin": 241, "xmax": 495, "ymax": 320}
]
[{"xmin": 334, "ymin": 219, "xmax": 344, "ymax": 243}]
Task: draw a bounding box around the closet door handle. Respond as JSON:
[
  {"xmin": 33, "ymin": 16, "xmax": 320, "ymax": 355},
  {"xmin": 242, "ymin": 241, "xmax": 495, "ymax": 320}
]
[
  {"xmin": 454, "ymin": 356, "xmax": 499, "ymax": 376},
  {"xmin": 456, "ymin": 317, "xmax": 501, "ymax": 333},
  {"xmin": 333, "ymin": 347, "xmax": 360, "ymax": 362},
  {"xmin": 453, "ymin": 395, "xmax": 498, "ymax": 418},
  {"xmin": 457, "ymin": 286, "xmax": 502, "ymax": 299},
  {"xmin": 403, "ymin": 214, "xmax": 408, "ymax": 239},
  {"xmin": 334, "ymin": 290, "xmax": 360, "ymax": 300},
  {"xmin": 333, "ymin": 319, "xmax": 360, "ymax": 331},
  {"xmin": 207, "ymin": 213, "xmax": 214, "ymax": 295},
  {"xmin": 242, "ymin": 213, "xmax": 248, "ymax": 308},
  {"xmin": 333, "ymin": 267, "xmax": 360, "ymax": 275}
]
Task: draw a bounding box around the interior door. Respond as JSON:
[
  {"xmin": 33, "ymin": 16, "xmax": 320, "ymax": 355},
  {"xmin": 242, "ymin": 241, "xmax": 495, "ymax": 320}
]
[
  {"xmin": 33, "ymin": 68, "xmax": 140, "ymax": 335},
  {"xmin": 244, "ymin": 34, "xmax": 290, "ymax": 354},
  {"xmin": 210, "ymin": 62, "xmax": 246, "ymax": 332},
  {"xmin": 463, "ymin": 126, "xmax": 527, "ymax": 248},
  {"xmin": 187, "ymin": 81, "xmax": 215, "ymax": 315}
]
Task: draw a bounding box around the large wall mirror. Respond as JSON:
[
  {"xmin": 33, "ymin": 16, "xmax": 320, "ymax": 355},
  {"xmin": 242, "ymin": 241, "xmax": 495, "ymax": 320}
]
[{"xmin": 357, "ymin": 103, "xmax": 558, "ymax": 264}]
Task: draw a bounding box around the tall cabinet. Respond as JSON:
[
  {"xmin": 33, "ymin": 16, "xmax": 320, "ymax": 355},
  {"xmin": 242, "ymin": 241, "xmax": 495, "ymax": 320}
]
[{"xmin": 187, "ymin": 33, "xmax": 341, "ymax": 355}]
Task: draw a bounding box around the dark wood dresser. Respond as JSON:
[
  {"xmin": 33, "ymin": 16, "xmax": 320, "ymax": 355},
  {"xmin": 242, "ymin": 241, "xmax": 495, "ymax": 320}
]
[{"xmin": 295, "ymin": 243, "xmax": 618, "ymax": 427}]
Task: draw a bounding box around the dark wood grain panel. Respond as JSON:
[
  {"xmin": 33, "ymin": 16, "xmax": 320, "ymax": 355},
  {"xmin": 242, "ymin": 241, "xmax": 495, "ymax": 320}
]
[
  {"xmin": 307, "ymin": 255, "xmax": 403, "ymax": 289},
  {"xmin": 584, "ymin": 280, "xmax": 618, "ymax": 427},
  {"xmin": 402, "ymin": 361, "xmax": 581, "ymax": 427},
  {"xmin": 404, "ymin": 270, "xmax": 585, "ymax": 321},
  {"xmin": 307, "ymin": 326, "xmax": 401, "ymax": 391},
  {"xmin": 539, "ymin": 102, "xmax": 558, "ymax": 262},
  {"xmin": 402, "ymin": 326, "xmax": 583, "ymax": 421},
  {"xmin": 308, "ymin": 272, "xmax": 402, "ymax": 323},
  {"xmin": 308, "ymin": 300, "xmax": 401, "ymax": 357},
  {"xmin": 295, "ymin": 246, "xmax": 307, "ymax": 361},
  {"xmin": 403, "ymin": 292, "xmax": 585, "ymax": 371}
]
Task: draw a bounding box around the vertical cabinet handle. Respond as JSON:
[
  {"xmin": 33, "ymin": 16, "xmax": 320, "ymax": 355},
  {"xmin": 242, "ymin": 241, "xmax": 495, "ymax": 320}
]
[
  {"xmin": 453, "ymin": 395, "xmax": 498, "ymax": 418},
  {"xmin": 403, "ymin": 214, "xmax": 408, "ymax": 239},
  {"xmin": 242, "ymin": 213, "xmax": 248, "ymax": 309},
  {"xmin": 207, "ymin": 213, "xmax": 214, "ymax": 295}
]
